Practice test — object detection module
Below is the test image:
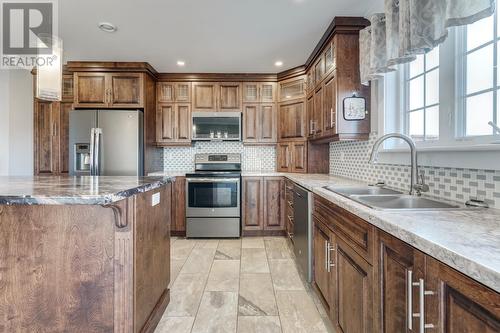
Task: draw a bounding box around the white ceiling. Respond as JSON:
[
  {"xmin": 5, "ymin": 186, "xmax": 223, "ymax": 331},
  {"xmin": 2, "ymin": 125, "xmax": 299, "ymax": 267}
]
[{"xmin": 59, "ymin": 0, "xmax": 383, "ymax": 73}]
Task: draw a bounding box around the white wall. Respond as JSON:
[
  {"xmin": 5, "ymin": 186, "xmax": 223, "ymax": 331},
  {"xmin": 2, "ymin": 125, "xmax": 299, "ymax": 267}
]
[
  {"xmin": 0, "ymin": 71, "xmax": 10, "ymax": 175},
  {"xmin": 0, "ymin": 69, "xmax": 33, "ymax": 176}
]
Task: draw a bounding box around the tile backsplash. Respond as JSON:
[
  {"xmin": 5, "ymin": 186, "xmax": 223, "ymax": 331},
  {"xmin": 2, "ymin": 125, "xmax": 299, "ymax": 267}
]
[
  {"xmin": 162, "ymin": 142, "xmax": 276, "ymax": 172},
  {"xmin": 330, "ymin": 133, "xmax": 500, "ymax": 209}
]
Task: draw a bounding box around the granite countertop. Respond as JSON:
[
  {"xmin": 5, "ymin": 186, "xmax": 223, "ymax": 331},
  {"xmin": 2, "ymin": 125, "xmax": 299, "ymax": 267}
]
[
  {"xmin": 0, "ymin": 176, "xmax": 175, "ymax": 205},
  {"xmin": 291, "ymin": 175, "xmax": 500, "ymax": 293},
  {"xmin": 149, "ymin": 170, "xmax": 500, "ymax": 291}
]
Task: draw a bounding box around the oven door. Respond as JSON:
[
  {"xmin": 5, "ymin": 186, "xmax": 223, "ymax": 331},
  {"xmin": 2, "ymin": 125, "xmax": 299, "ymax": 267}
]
[{"xmin": 186, "ymin": 177, "xmax": 240, "ymax": 217}]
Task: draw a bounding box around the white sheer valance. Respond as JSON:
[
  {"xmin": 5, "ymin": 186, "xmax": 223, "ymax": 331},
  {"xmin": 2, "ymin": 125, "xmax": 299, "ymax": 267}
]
[{"xmin": 360, "ymin": 0, "xmax": 496, "ymax": 85}]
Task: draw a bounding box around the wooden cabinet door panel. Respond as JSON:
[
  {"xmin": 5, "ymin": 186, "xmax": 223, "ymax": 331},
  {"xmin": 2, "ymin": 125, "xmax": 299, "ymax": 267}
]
[
  {"xmin": 218, "ymin": 83, "xmax": 241, "ymax": 111},
  {"xmin": 291, "ymin": 142, "xmax": 307, "ymax": 173},
  {"xmin": 59, "ymin": 102, "xmax": 72, "ymax": 174},
  {"xmin": 73, "ymin": 73, "xmax": 108, "ymax": 108},
  {"xmin": 61, "ymin": 74, "xmax": 74, "ymax": 102},
  {"xmin": 176, "ymin": 103, "xmax": 191, "ymax": 142},
  {"xmin": 175, "ymin": 83, "xmax": 191, "ymax": 102},
  {"xmin": 157, "ymin": 82, "xmax": 175, "ymax": 103},
  {"xmin": 109, "ymin": 73, "xmax": 143, "ymax": 108},
  {"xmin": 334, "ymin": 236, "xmax": 374, "ymax": 333},
  {"xmin": 313, "ymin": 85, "xmax": 323, "ymax": 137},
  {"xmin": 279, "ymin": 100, "xmax": 306, "ymax": 140},
  {"xmin": 243, "ymin": 83, "xmax": 259, "ymax": 103},
  {"xmin": 192, "ymin": 83, "xmax": 217, "ymax": 112},
  {"xmin": 171, "ymin": 177, "xmax": 186, "ymax": 233},
  {"xmin": 260, "ymin": 83, "xmax": 276, "ymax": 103},
  {"xmin": 277, "ymin": 143, "xmax": 291, "ymax": 172},
  {"xmin": 314, "ymin": 218, "xmax": 332, "ymax": 308},
  {"xmin": 243, "ymin": 104, "xmax": 258, "ymax": 143},
  {"xmin": 242, "ymin": 177, "xmax": 263, "ymax": 231},
  {"xmin": 34, "ymin": 101, "xmax": 59, "ymax": 175},
  {"xmin": 157, "ymin": 103, "xmax": 175, "ymax": 142},
  {"xmin": 263, "ymin": 177, "xmax": 284, "ymax": 230},
  {"xmin": 260, "ymin": 104, "xmax": 276, "ymax": 143},
  {"xmin": 425, "ymin": 256, "xmax": 500, "ymax": 333},
  {"xmin": 377, "ymin": 231, "xmax": 426, "ymax": 333},
  {"xmin": 307, "ymin": 94, "xmax": 314, "ymax": 137},
  {"xmin": 323, "ymin": 74, "xmax": 337, "ymax": 136}
]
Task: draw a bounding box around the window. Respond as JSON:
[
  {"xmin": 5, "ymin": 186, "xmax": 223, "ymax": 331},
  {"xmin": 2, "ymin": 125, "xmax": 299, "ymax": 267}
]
[
  {"xmin": 461, "ymin": 10, "xmax": 500, "ymax": 137},
  {"xmin": 404, "ymin": 48, "xmax": 440, "ymax": 141}
]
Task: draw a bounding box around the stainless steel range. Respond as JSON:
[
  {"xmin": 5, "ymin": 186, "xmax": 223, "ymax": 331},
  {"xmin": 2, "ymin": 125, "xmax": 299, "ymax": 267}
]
[{"xmin": 185, "ymin": 153, "xmax": 241, "ymax": 238}]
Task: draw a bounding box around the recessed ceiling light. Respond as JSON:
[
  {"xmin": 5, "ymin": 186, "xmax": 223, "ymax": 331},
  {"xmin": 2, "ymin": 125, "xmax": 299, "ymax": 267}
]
[
  {"xmin": 275, "ymin": 61, "xmax": 284, "ymax": 67},
  {"xmin": 98, "ymin": 22, "xmax": 117, "ymax": 33},
  {"xmin": 177, "ymin": 60, "xmax": 186, "ymax": 67}
]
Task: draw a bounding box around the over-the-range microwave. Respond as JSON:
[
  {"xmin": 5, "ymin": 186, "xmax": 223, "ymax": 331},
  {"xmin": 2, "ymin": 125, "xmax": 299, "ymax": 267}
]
[{"xmin": 192, "ymin": 112, "xmax": 241, "ymax": 141}]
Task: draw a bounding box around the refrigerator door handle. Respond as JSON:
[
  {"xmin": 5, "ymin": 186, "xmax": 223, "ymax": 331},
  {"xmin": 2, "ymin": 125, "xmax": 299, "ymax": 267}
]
[
  {"xmin": 94, "ymin": 128, "xmax": 102, "ymax": 176},
  {"xmin": 89, "ymin": 128, "xmax": 96, "ymax": 176}
]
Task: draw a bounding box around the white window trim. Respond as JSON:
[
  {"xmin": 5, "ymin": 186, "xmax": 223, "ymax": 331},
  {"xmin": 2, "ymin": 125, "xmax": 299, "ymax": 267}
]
[{"xmin": 378, "ymin": 28, "xmax": 500, "ymax": 170}]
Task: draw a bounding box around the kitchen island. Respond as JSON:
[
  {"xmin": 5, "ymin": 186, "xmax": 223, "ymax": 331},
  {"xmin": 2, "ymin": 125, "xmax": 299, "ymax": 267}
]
[{"xmin": 0, "ymin": 176, "xmax": 174, "ymax": 333}]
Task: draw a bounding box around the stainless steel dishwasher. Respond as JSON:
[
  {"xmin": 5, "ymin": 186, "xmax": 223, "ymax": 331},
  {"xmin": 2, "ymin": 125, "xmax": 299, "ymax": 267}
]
[{"xmin": 293, "ymin": 183, "xmax": 313, "ymax": 283}]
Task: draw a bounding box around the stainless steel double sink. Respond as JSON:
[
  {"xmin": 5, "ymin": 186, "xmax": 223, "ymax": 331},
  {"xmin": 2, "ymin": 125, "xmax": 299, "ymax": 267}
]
[{"xmin": 323, "ymin": 185, "xmax": 462, "ymax": 211}]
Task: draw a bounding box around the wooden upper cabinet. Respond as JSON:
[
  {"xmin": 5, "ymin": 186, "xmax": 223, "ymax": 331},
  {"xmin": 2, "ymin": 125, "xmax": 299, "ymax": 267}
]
[
  {"xmin": 73, "ymin": 72, "xmax": 144, "ymax": 108},
  {"xmin": 243, "ymin": 83, "xmax": 259, "ymax": 103},
  {"xmin": 291, "ymin": 141, "xmax": 307, "ymax": 173},
  {"xmin": 314, "ymin": 57, "xmax": 325, "ymax": 86},
  {"xmin": 74, "ymin": 73, "xmax": 108, "ymax": 108},
  {"xmin": 323, "ymin": 73, "xmax": 337, "ymax": 136},
  {"xmin": 157, "ymin": 103, "xmax": 175, "ymax": 142},
  {"xmin": 158, "ymin": 82, "xmax": 191, "ymax": 103},
  {"xmin": 277, "ymin": 143, "xmax": 291, "ymax": 172},
  {"xmin": 324, "ymin": 42, "xmax": 336, "ymax": 75},
  {"xmin": 192, "ymin": 82, "xmax": 217, "ymax": 112},
  {"xmin": 263, "ymin": 177, "xmax": 284, "ymax": 231},
  {"xmin": 279, "ymin": 76, "xmax": 306, "ymax": 102},
  {"xmin": 259, "ymin": 103, "xmax": 276, "ymax": 143},
  {"xmin": 306, "ymin": 94, "xmax": 314, "ymax": 137},
  {"xmin": 109, "ymin": 73, "xmax": 144, "ymax": 108},
  {"xmin": 218, "ymin": 82, "xmax": 242, "ymax": 111},
  {"xmin": 61, "ymin": 74, "xmax": 74, "ymax": 102},
  {"xmin": 279, "ymin": 99, "xmax": 306, "ymax": 140},
  {"xmin": 312, "ymin": 85, "xmax": 323, "ymax": 137},
  {"xmin": 156, "ymin": 103, "xmax": 191, "ymax": 144},
  {"xmin": 243, "ymin": 104, "xmax": 259, "ymax": 143},
  {"xmin": 376, "ymin": 231, "xmax": 426, "ymax": 333},
  {"xmin": 243, "ymin": 82, "xmax": 276, "ymax": 103},
  {"xmin": 242, "ymin": 177, "xmax": 264, "ymax": 231}
]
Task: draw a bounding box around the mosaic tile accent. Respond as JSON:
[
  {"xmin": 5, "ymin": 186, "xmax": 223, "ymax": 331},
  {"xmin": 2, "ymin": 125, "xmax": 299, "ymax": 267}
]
[
  {"xmin": 330, "ymin": 133, "xmax": 500, "ymax": 209},
  {"xmin": 162, "ymin": 142, "xmax": 276, "ymax": 172}
]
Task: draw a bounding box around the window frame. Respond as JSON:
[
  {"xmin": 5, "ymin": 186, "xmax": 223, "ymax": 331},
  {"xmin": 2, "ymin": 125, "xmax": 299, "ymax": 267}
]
[{"xmin": 403, "ymin": 49, "xmax": 440, "ymax": 142}]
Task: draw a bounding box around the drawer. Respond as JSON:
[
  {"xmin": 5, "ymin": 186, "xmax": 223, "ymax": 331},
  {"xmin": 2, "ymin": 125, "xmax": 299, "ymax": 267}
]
[{"xmin": 313, "ymin": 194, "xmax": 375, "ymax": 264}]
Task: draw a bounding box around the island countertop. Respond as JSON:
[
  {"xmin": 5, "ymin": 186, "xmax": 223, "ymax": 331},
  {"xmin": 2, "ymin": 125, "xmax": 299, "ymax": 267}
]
[{"xmin": 0, "ymin": 175, "xmax": 175, "ymax": 205}]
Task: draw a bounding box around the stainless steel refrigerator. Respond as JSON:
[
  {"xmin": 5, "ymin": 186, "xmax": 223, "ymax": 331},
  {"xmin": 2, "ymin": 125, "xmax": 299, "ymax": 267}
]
[{"xmin": 69, "ymin": 110, "xmax": 144, "ymax": 176}]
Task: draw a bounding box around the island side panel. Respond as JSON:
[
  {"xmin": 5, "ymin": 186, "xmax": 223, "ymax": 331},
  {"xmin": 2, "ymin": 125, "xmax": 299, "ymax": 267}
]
[
  {"xmin": 0, "ymin": 204, "xmax": 116, "ymax": 333},
  {"xmin": 134, "ymin": 184, "xmax": 172, "ymax": 333}
]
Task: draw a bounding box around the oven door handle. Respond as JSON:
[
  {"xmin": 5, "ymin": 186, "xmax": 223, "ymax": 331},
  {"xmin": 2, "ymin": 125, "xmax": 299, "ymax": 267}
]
[{"xmin": 186, "ymin": 178, "xmax": 240, "ymax": 183}]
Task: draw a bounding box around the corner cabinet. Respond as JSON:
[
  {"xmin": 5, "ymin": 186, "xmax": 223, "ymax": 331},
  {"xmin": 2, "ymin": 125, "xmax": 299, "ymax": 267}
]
[
  {"xmin": 73, "ymin": 72, "xmax": 144, "ymax": 108},
  {"xmin": 242, "ymin": 177, "xmax": 285, "ymax": 236},
  {"xmin": 313, "ymin": 194, "xmax": 500, "ymax": 333}
]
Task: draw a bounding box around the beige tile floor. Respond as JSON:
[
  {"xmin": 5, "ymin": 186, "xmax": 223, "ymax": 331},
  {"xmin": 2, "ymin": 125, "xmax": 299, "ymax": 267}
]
[{"xmin": 155, "ymin": 237, "xmax": 335, "ymax": 333}]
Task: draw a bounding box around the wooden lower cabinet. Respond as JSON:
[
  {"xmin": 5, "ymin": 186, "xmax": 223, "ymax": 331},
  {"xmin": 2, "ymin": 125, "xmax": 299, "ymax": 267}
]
[
  {"xmin": 313, "ymin": 195, "xmax": 500, "ymax": 333},
  {"xmin": 242, "ymin": 177, "xmax": 285, "ymax": 235},
  {"xmin": 171, "ymin": 176, "xmax": 186, "ymax": 236},
  {"xmin": 284, "ymin": 179, "xmax": 295, "ymax": 242}
]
